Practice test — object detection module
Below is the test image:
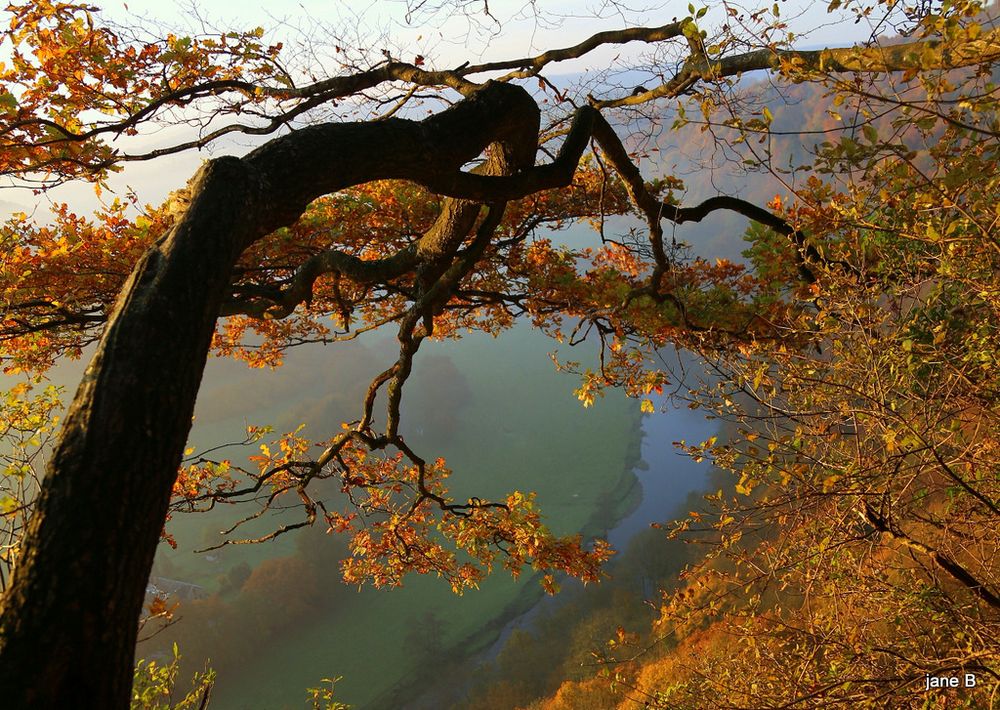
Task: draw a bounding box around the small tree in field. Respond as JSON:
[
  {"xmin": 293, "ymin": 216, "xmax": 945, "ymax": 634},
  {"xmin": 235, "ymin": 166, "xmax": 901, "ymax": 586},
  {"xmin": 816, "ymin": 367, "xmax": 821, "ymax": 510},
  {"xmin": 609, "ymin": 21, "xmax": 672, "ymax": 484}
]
[{"xmin": 0, "ymin": 0, "xmax": 998, "ymax": 707}]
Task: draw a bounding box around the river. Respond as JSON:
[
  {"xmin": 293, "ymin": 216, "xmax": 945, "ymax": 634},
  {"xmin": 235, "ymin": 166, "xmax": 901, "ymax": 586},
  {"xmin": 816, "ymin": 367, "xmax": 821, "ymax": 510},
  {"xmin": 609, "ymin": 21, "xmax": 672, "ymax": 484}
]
[{"xmin": 388, "ymin": 356, "xmax": 718, "ymax": 709}]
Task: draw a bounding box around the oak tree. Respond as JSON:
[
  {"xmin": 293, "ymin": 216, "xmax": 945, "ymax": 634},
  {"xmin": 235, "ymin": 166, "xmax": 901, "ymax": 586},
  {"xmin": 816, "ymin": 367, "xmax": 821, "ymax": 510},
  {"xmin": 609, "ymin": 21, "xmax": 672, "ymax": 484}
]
[{"xmin": 1, "ymin": 0, "xmax": 998, "ymax": 707}]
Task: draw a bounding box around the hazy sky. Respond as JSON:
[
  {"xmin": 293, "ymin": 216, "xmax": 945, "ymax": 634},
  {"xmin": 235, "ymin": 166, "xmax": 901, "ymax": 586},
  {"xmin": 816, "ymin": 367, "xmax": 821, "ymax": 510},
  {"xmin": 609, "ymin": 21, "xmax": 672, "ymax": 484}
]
[
  {"xmin": 2, "ymin": 0, "xmax": 872, "ymax": 215},
  {"xmin": 102, "ymin": 1, "xmax": 865, "ymax": 57}
]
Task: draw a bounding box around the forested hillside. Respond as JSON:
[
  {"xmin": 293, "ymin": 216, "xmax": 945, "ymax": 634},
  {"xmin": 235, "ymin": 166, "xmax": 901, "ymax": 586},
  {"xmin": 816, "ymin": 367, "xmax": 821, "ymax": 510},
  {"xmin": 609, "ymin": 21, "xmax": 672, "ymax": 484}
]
[
  {"xmin": 502, "ymin": 8, "xmax": 1000, "ymax": 709},
  {"xmin": 1, "ymin": 1, "xmax": 997, "ymax": 708}
]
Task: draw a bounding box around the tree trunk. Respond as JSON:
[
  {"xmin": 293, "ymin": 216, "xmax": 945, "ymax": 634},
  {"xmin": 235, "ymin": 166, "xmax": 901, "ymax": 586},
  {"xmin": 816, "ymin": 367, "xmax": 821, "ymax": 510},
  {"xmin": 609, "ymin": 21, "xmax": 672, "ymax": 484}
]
[
  {"xmin": 0, "ymin": 157, "xmax": 259, "ymax": 707},
  {"xmin": 0, "ymin": 81, "xmax": 552, "ymax": 708}
]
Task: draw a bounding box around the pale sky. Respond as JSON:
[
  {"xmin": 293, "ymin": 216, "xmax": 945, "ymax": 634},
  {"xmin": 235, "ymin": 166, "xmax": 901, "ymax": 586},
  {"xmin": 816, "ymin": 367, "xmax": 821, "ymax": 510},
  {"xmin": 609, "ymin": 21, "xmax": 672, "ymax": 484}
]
[
  {"xmin": 99, "ymin": 1, "xmax": 866, "ymax": 72},
  {"xmin": 1, "ymin": 0, "xmax": 872, "ymax": 216}
]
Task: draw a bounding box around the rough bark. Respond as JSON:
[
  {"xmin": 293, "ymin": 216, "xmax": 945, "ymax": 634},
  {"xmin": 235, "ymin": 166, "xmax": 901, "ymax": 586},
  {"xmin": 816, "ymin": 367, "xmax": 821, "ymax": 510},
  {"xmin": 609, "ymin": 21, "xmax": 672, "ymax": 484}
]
[
  {"xmin": 0, "ymin": 80, "xmax": 544, "ymax": 708},
  {"xmin": 0, "ymin": 157, "xmax": 259, "ymax": 707}
]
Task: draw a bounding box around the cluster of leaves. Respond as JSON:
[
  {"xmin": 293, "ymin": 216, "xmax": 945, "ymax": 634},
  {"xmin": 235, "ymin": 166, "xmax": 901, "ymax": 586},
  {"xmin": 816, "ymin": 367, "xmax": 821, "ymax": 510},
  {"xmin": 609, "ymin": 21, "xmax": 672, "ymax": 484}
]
[
  {"xmin": 1, "ymin": 1, "xmax": 290, "ymax": 184},
  {"xmin": 305, "ymin": 677, "xmax": 350, "ymax": 710},
  {"xmin": 174, "ymin": 424, "xmax": 613, "ymax": 595},
  {"xmin": 0, "ymin": 377, "xmax": 61, "ymax": 590},
  {"xmin": 1, "ymin": 151, "xmax": 642, "ymax": 596},
  {"xmin": 1, "ymin": 163, "xmax": 632, "ymax": 369},
  {"xmin": 0, "ymin": 195, "xmax": 155, "ymax": 373},
  {"xmin": 131, "ymin": 644, "xmax": 214, "ymax": 710}
]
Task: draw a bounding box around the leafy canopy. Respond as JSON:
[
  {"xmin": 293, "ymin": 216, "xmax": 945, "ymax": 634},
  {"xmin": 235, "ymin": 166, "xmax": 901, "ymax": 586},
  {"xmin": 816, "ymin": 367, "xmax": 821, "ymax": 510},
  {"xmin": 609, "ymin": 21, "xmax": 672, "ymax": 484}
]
[{"xmin": 1, "ymin": 9, "xmax": 998, "ymax": 707}]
